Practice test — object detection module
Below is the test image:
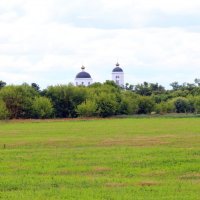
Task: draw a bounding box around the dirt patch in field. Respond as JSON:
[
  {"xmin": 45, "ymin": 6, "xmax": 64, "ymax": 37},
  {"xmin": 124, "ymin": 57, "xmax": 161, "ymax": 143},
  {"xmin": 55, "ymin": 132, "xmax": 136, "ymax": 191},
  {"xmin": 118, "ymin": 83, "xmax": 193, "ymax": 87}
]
[
  {"xmin": 137, "ymin": 181, "xmax": 159, "ymax": 187},
  {"xmin": 105, "ymin": 181, "xmax": 159, "ymax": 188},
  {"xmin": 92, "ymin": 166, "xmax": 111, "ymax": 173},
  {"xmin": 99, "ymin": 136, "xmax": 172, "ymax": 147},
  {"xmin": 180, "ymin": 173, "xmax": 200, "ymax": 180},
  {"xmin": 105, "ymin": 182, "xmax": 129, "ymax": 188}
]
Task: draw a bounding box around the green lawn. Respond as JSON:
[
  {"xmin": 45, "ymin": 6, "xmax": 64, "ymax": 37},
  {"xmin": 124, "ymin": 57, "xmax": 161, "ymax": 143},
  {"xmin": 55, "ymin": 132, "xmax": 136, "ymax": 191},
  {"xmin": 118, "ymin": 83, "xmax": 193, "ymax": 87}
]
[{"xmin": 0, "ymin": 118, "xmax": 200, "ymax": 200}]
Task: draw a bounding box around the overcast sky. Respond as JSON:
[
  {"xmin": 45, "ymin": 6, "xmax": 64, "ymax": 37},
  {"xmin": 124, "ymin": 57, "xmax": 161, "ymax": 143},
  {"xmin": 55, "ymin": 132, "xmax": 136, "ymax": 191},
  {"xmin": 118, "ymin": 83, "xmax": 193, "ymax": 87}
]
[{"xmin": 0, "ymin": 0, "xmax": 200, "ymax": 88}]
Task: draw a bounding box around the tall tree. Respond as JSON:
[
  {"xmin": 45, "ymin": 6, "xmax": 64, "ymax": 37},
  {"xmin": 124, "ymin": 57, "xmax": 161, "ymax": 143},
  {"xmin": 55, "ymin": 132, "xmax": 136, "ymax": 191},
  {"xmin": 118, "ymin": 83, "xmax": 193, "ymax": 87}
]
[
  {"xmin": 0, "ymin": 84, "xmax": 38, "ymax": 118},
  {"xmin": 31, "ymin": 83, "xmax": 40, "ymax": 92},
  {"xmin": 0, "ymin": 81, "xmax": 6, "ymax": 89},
  {"xmin": 170, "ymin": 82, "xmax": 181, "ymax": 91},
  {"xmin": 194, "ymin": 78, "xmax": 200, "ymax": 86},
  {"xmin": 45, "ymin": 84, "xmax": 87, "ymax": 118}
]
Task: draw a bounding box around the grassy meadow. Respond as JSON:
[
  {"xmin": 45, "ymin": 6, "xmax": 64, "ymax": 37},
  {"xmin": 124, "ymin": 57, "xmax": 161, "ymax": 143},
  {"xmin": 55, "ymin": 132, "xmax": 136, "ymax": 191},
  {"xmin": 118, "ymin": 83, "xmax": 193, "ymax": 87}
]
[{"xmin": 0, "ymin": 118, "xmax": 200, "ymax": 199}]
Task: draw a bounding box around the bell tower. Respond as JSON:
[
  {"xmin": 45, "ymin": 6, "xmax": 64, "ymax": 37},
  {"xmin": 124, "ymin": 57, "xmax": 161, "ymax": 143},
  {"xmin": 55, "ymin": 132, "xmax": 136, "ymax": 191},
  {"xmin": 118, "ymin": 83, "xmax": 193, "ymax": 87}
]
[{"xmin": 112, "ymin": 63, "xmax": 124, "ymax": 87}]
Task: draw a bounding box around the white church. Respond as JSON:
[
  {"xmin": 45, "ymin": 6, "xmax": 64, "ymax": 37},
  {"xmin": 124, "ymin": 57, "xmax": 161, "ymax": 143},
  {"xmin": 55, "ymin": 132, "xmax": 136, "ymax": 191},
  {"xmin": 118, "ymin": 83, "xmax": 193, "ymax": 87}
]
[{"xmin": 75, "ymin": 63, "xmax": 124, "ymax": 87}]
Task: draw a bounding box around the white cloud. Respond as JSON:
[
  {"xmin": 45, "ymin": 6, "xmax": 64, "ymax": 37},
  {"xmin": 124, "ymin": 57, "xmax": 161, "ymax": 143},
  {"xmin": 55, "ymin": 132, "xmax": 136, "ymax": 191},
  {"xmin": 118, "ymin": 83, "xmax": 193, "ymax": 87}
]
[{"xmin": 0, "ymin": 0, "xmax": 200, "ymax": 88}]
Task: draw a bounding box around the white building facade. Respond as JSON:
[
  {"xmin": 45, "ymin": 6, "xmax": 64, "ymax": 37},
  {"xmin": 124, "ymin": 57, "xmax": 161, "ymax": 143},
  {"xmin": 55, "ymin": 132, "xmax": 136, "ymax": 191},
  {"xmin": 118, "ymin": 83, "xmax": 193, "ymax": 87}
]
[
  {"xmin": 74, "ymin": 63, "xmax": 124, "ymax": 87},
  {"xmin": 112, "ymin": 63, "xmax": 124, "ymax": 87},
  {"xmin": 75, "ymin": 66, "xmax": 93, "ymax": 86}
]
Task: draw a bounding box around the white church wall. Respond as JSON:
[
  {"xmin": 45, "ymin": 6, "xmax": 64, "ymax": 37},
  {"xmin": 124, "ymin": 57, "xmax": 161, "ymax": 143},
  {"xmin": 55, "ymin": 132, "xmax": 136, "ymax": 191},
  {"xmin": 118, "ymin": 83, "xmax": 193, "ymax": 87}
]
[
  {"xmin": 112, "ymin": 72, "xmax": 124, "ymax": 87},
  {"xmin": 75, "ymin": 78, "xmax": 93, "ymax": 86}
]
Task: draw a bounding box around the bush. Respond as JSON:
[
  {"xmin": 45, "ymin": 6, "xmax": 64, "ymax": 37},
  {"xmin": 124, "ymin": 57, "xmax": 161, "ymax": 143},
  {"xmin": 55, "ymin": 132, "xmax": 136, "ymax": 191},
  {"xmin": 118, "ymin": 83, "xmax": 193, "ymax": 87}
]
[
  {"xmin": 155, "ymin": 101, "xmax": 175, "ymax": 114},
  {"xmin": 45, "ymin": 85, "xmax": 87, "ymax": 118},
  {"xmin": 172, "ymin": 97, "xmax": 190, "ymax": 113},
  {"xmin": 32, "ymin": 97, "xmax": 53, "ymax": 119},
  {"xmin": 76, "ymin": 100, "xmax": 97, "ymax": 117},
  {"xmin": 96, "ymin": 93, "xmax": 117, "ymax": 117},
  {"xmin": 0, "ymin": 84, "xmax": 38, "ymax": 118},
  {"xmin": 194, "ymin": 96, "xmax": 200, "ymax": 114},
  {"xmin": 119, "ymin": 92, "xmax": 139, "ymax": 115},
  {"xmin": 0, "ymin": 100, "xmax": 9, "ymax": 119},
  {"xmin": 137, "ymin": 96, "xmax": 155, "ymax": 114}
]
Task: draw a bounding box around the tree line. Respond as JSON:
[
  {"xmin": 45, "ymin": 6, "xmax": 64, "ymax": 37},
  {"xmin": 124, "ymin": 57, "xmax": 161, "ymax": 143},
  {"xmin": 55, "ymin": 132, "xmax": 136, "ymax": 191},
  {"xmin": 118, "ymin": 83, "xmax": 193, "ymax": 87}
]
[{"xmin": 1, "ymin": 79, "xmax": 200, "ymax": 119}]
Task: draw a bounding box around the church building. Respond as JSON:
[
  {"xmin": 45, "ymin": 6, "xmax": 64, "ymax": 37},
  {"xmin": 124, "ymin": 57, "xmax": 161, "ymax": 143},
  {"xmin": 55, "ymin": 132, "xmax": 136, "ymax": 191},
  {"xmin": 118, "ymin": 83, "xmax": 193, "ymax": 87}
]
[
  {"xmin": 112, "ymin": 62, "xmax": 124, "ymax": 87},
  {"xmin": 75, "ymin": 63, "xmax": 124, "ymax": 87},
  {"xmin": 75, "ymin": 66, "xmax": 93, "ymax": 86}
]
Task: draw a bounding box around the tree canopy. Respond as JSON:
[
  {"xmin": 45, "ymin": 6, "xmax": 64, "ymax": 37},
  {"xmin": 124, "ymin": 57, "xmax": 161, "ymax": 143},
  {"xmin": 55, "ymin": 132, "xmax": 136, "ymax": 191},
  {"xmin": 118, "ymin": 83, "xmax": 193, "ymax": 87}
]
[{"xmin": 0, "ymin": 79, "xmax": 200, "ymax": 119}]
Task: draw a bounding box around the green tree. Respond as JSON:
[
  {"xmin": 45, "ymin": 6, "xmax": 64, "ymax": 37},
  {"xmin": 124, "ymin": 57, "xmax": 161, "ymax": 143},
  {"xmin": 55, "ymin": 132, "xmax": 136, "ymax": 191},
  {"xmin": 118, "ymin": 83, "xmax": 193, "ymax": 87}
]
[
  {"xmin": 134, "ymin": 82, "xmax": 165, "ymax": 96},
  {"xmin": 137, "ymin": 96, "xmax": 155, "ymax": 114},
  {"xmin": 31, "ymin": 83, "xmax": 40, "ymax": 92},
  {"xmin": 45, "ymin": 84, "xmax": 87, "ymax": 118},
  {"xmin": 96, "ymin": 93, "xmax": 117, "ymax": 117},
  {"xmin": 194, "ymin": 78, "xmax": 200, "ymax": 86},
  {"xmin": 155, "ymin": 101, "xmax": 175, "ymax": 114},
  {"xmin": 170, "ymin": 82, "xmax": 181, "ymax": 91},
  {"xmin": 172, "ymin": 97, "xmax": 190, "ymax": 113},
  {"xmin": 0, "ymin": 84, "xmax": 38, "ymax": 118},
  {"xmin": 32, "ymin": 97, "xmax": 53, "ymax": 119},
  {"xmin": 0, "ymin": 100, "xmax": 9, "ymax": 119},
  {"xmin": 193, "ymin": 96, "xmax": 200, "ymax": 114},
  {"xmin": 0, "ymin": 81, "xmax": 6, "ymax": 89},
  {"xmin": 125, "ymin": 83, "xmax": 134, "ymax": 91},
  {"xmin": 120, "ymin": 92, "xmax": 139, "ymax": 114},
  {"xmin": 76, "ymin": 100, "xmax": 97, "ymax": 117}
]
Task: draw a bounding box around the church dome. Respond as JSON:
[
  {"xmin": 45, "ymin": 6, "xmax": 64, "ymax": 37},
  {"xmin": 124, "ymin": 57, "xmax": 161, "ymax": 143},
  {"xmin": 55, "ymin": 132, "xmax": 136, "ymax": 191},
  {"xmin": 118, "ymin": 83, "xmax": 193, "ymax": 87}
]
[
  {"xmin": 75, "ymin": 66, "xmax": 92, "ymax": 79},
  {"xmin": 76, "ymin": 71, "xmax": 91, "ymax": 78},
  {"xmin": 112, "ymin": 63, "xmax": 123, "ymax": 72}
]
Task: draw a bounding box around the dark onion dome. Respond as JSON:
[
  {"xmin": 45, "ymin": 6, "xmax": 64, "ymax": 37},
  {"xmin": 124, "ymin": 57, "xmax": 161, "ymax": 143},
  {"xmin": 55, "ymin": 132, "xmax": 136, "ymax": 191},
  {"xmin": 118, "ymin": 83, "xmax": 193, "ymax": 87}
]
[
  {"xmin": 76, "ymin": 71, "xmax": 91, "ymax": 78},
  {"xmin": 76, "ymin": 66, "xmax": 92, "ymax": 78},
  {"xmin": 112, "ymin": 62, "xmax": 123, "ymax": 72}
]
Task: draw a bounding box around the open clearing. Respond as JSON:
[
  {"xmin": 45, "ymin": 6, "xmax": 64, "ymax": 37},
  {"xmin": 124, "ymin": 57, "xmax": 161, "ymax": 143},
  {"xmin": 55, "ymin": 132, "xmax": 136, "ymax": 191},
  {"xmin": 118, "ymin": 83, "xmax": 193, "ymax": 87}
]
[{"xmin": 0, "ymin": 118, "xmax": 200, "ymax": 199}]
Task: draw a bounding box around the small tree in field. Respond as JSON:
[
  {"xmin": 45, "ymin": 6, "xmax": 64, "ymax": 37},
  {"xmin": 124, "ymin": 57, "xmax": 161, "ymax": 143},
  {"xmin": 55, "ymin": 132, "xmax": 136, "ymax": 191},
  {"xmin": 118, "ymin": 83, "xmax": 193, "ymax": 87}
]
[{"xmin": 32, "ymin": 97, "xmax": 53, "ymax": 119}]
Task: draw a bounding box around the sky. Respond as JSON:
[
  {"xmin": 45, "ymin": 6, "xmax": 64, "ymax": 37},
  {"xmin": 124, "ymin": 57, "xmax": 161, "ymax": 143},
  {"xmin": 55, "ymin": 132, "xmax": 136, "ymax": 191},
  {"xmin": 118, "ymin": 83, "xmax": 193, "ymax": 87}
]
[{"xmin": 0, "ymin": 0, "xmax": 200, "ymax": 89}]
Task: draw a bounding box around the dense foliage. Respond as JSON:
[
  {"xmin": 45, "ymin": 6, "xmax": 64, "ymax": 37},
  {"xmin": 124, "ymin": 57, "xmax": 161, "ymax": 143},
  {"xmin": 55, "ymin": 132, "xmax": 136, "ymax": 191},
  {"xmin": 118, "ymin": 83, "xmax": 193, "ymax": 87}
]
[{"xmin": 1, "ymin": 79, "xmax": 200, "ymax": 119}]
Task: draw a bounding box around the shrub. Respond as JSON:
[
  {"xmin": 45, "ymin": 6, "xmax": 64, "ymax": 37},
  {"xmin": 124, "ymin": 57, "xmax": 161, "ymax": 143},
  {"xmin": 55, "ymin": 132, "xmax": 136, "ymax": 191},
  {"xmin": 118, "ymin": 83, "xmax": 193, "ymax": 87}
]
[
  {"xmin": 45, "ymin": 85, "xmax": 87, "ymax": 118},
  {"xmin": 32, "ymin": 97, "xmax": 53, "ymax": 119},
  {"xmin": 155, "ymin": 101, "xmax": 175, "ymax": 114},
  {"xmin": 137, "ymin": 96, "xmax": 155, "ymax": 114},
  {"xmin": 172, "ymin": 97, "xmax": 190, "ymax": 113},
  {"xmin": 76, "ymin": 100, "xmax": 97, "ymax": 117},
  {"xmin": 96, "ymin": 93, "xmax": 117, "ymax": 117},
  {"xmin": 194, "ymin": 96, "xmax": 200, "ymax": 114},
  {"xmin": 0, "ymin": 84, "xmax": 38, "ymax": 118},
  {"xmin": 0, "ymin": 100, "xmax": 9, "ymax": 120}
]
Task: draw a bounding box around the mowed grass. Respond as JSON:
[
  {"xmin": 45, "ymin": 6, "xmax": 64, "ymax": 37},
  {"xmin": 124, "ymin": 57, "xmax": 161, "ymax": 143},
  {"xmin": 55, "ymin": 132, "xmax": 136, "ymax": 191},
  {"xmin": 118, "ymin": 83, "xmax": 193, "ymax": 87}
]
[{"xmin": 0, "ymin": 118, "xmax": 200, "ymax": 200}]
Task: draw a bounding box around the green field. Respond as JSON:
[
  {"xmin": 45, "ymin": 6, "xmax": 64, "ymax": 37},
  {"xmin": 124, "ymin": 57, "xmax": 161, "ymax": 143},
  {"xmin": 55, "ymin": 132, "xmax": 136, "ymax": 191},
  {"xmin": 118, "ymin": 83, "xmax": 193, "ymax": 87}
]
[{"xmin": 0, "ymin": 118, "xmax": 200, "ymax": 199}]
